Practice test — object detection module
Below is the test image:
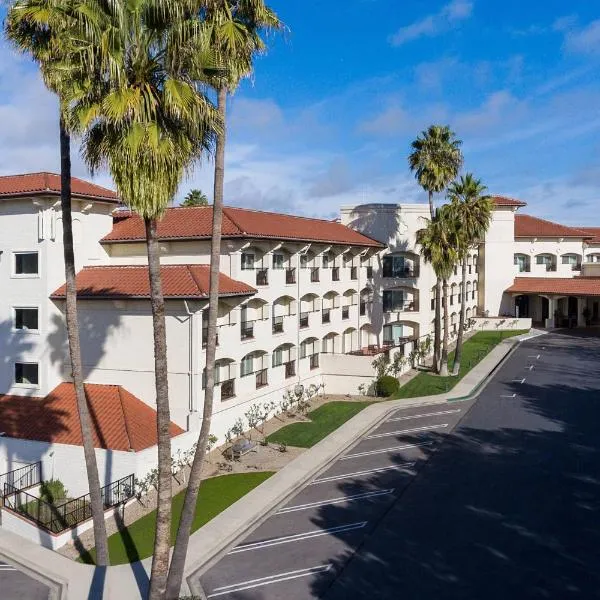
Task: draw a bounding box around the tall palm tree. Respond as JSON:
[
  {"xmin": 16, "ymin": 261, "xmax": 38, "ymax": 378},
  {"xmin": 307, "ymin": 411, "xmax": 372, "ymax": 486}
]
[
  {"xmin": 447, "ymin": 174, "xmax": 493, "ymax": 375},
  {"xmin": 416, "ymin": 205, "xmax": 458, "ymax": 376},
  {"xmin": 409, "ymin": 125, "xmax": 463, "ymax": 373},
  {"xmin": 68, "ymin": 2, "xmax": 219, "ymax": 596},
  {"xmin": 182, "ymin": 188, "xmax": 209, "ymax": 206},
  {"xmin": 4, "ymin": 0, "xmax": 110, "ymax": 565},
  {"xmin": 166, "ymin": 4, "xmax": 283, "ymax": 596}
]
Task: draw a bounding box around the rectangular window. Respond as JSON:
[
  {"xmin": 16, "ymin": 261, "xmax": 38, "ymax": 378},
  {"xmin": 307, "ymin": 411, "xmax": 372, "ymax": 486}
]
[
  {"xmin": 221, "ymin": 379, "xmax": 235, "ymax": 401},
  {"xmin": 332, "ymin": 267, "xmax": 340, "ymax": 281},
  {"xmin": 536, "ymin": 255, "xmax": 551, "ymax": 265},
  {"xmin": 14, "ymin": 252, "xmax": 39, "ymax": 276},
  {"xmin": 273, "ymin": 254, "xmax": 285, "ymax": 269},
  {"xmin": 350, "ymin": 267, "xmax": 358, "ymax": 280},
  {"xmin": 322, "ymin": 254, "xmax": 330, "ymax": 269},
  {"xmin": 285, "ymin": 360, "xmax": 296, "ymax": 379},
  {"xmin": 310, "ymin": 353, "xmax": 319, "ymax": 370},
  {"xmin": 14, "ymin": 308, "xmax": 39, "ymax": 331},
  {"xmin": 310, "ymin": 267, "xmax": 320, "ymax": 282},
  {"xmin": 342, "ymin": 306, "xmax": 350, "ymax": 319},
  {"xmin": 286, "ymin": 268, "xmax": 296, "ymax": 284},
  {"xmin": 240, "ymin": 355, "xmax": 253, "ymax": 377},
  {"xmin": 241, "ymin": 253, "xmax": 255, "ymax": 270},
  {"xmin": 272, "ymin": 348, "xmax": 283, "ymax": 367},
  {"xmin": 300, "ymin": 255, "xmax": 309, "ymax": 269},
  {"xmin": 366, "ymin": 266, "xmax": 373, "ymax": 279},
  {"xmin": 562, "ymin": 255, "xmax": 577, "ymax": 265},
  {"xmin": 383, "ymin": 290, "xmax": 405, "ymax": 312},
  {"xmin": 382, "ymin": 256, "xmax": 412, "ymax": 278},
  {"xmin": 15, "ymin": 362, "xmax": 39, "ymax": 386},
  {"xmin": 256, "ymin": 368, "xmax": 268, "ymax": 389}
]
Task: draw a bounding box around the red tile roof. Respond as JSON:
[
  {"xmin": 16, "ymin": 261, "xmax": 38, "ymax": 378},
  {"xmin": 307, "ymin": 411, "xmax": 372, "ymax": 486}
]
[
  {"xmin": 515, "ymin": 214, "xmax": 592, "ymax": 239},
  {"xmin": 506, "ymin": 277, "xmax": 600, "ymax": 297},
  {"xmin": 102, "ymin": 206, "xmax": 384, "ymax": 247},
  {"xmin": 492, "ymin": 195, "xmax": 527, "ymax": 208},
  {"xmin": 578, "ymin": 227, "xmax": 600, "ymax": 244},
  {"xmin": 0, "ymin": 383, "xmax": 184, "ymax": 451},
  {"xmin": 0, "ymin": 172, "xmax": 118, "ymax": 202},
  {"xmin": 51, "ymin": 264, "xmax": 256, "ymax": 300}
]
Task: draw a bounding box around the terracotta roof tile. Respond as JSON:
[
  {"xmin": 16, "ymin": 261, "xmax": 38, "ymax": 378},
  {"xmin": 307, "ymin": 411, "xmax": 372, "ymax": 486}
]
[
  {"xmin": 506, "ymin": 277, "xmax": 600, "ymax": 297},
  {"xmin": 578, "ymin": 227, "xmax": 600, "ymax": 244},
  {"xmin": 0, "ymin": 383, "xmax": 184, "ymax": 451},
  {"xmin": 515, "ymin": 214, "xmax": 592, "ymax": 238},
  {"xmin": 102, "ymin": 206, "xmax": 383, "ymax": 247},
  {"xmin": 492, "ymin": 195, "xmax": 527, "ymax": 208},
  {"xmin": 0, "ymin": 172, "xmax": 118, "ymax": 202},
  {"xmin": 51, "ymin": 265, "xmax": 256, "ymax": 300}
]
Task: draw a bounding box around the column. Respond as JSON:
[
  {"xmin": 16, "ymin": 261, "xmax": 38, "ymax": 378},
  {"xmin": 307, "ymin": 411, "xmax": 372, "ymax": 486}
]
[
  {"xmin": 545, "ymin": 296, "xmax": 555, "ymax": 328},
  {"xmin": 578, "ymin": 297, "xmax": 587, "ymax": 327}
]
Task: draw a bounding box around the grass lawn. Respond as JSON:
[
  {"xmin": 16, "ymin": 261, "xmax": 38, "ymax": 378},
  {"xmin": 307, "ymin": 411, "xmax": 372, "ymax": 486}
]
[
  {"xmin": 394, "ymin": 330, "xmax": 529, "ymax": 399},
  {"xmin": 266, "ymin": 401, "xmax": 372, "ymax": 448},
  {"xmin": 81, "ymin": 471, "xmax": 273, "ymax": 565}
]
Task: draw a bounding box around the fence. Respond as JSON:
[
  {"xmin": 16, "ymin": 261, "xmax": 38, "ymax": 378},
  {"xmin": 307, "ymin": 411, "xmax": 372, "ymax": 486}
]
[
  {"xmin": 2, "ymin": 473, "xmax": 134, "ymax": 534},
  {"xmin": 0, "ymin": 462, "xmax": 42, "ymax": 497}
]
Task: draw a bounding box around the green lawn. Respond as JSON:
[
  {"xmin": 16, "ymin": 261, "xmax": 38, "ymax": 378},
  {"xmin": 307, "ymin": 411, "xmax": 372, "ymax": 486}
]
[
  {"xmin": 266, "ymin": 401, "xmax": 372, "ymax": 448},
  {"xmin": 81, "ymin": 471, "xmax": 273, "ymax": 565},
  {"xmin": 394, "ymin": 330, "xmax": 529, "ymax": 399}
]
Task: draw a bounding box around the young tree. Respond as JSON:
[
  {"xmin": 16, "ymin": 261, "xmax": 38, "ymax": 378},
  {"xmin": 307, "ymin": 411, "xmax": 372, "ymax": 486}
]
[
  {"xmin": 167, "ymin": 4, "xmax": 284, "ymax": 596},
  {"xmin": 70, "ymin": 2, "xmax": 220, "ymax": 596},
  {"xmin": 5, "ymin": 0, "xmax": 110, "ymax": 564},
  {"xmin": 409, "ymin": 125, "xmax": 463, "ymax": 373},
  {"xmin": 182, "ymin": 189, "xmax": 209, "ymax": 207},
  {"xmin": 447, "ymin": 174, "xmax": 493, "ymax": 375}
]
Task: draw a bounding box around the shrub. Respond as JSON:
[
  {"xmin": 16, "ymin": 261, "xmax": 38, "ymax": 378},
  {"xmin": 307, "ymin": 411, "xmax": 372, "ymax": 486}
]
[
  {"xmin": 40, "ymin": 479, "xmax": 68, "ymax": 504},
  {"xmin": 376, "ymin": 375, "xmax": 399, "ymax": 397}
]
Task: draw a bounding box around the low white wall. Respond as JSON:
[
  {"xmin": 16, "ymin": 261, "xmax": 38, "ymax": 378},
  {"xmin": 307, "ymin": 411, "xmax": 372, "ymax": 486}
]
[
  {"xmin": 472, "ymin": 317, "xmax": 532, "ymax": 331},
  {"xmin": 321, "ymin": 353, "xmax": 377, "ymax": 395}
]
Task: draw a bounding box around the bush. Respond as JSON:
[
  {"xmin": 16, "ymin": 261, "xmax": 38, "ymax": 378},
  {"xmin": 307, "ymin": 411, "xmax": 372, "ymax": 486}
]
[
  {"xmin": 376, "ymin": 375, "xmax": 399, "ymax": 397},
  {"xmin": 40, "ymin": 479, "xmax": 68, "ymax": 504}
]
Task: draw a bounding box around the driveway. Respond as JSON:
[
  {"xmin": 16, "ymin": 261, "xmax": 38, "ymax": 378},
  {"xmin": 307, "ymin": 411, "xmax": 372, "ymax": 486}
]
[{"xmin": 198, "ymin": 331, "xmax": 600, "ymax": 599}]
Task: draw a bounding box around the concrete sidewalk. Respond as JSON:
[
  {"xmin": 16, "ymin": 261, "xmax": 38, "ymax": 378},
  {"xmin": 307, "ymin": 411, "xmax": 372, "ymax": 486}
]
[{"xmin": 0, "ymin": 330, "xmax": 544, "ymax": 600}]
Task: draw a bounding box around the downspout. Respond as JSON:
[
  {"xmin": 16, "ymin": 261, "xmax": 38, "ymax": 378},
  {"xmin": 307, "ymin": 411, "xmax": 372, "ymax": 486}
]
[
  {"xmin": 183, "ymin": 300, "xmax": 198, "ymax": 415},
  {"xmin": 297, "ymin": 244, "xmax": 311, "ymax": 383}
]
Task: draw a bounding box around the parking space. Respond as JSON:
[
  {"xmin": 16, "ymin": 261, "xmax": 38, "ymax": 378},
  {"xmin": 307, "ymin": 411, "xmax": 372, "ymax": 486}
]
[{"xmin": 0, "ymin": 559, "xmax": 51, "ymax": 600}]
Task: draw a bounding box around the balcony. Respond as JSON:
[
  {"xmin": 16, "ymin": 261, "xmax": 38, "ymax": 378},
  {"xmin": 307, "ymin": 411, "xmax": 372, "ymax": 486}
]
[
  {"xmin": 310, "ymin": 267, "xmax": 320, "ymax": 282},
  {"xmin": 272, "ymin": 316, "xmax": 284, "ymax": 334},
  {"xmin": 546, "ymin": 263, "xmax": 557, "ymax": 272},
  {"xmin": 350, "ymin": 267, "xmax": 358, "ymax": 280},
  {"xmin": 572, "ymin": 263, "xmax": 582, "ymax": 272},
  {"xmin": 342, "ymin": 306, "xmax": 350, "ymax": 320},
  {"xmin": 284, "ymin": 360, "xmax": 296, "ymax": 379},
  {"xmin": 220, "ymin": 379, "xmax": 235, "ymax": 400},
  {"xmin": 332, "ymin": 267, "xmax": 340, "ymax": 281},
  {"xmin": 299, "ymin": 312, "xmax": 309, "ymax": 328},
  {"xmin": 322, "ymin": 308, "xmax": 331, "ymax": 324},
  {"xmin": 383, "ymin": 267, "xmax": 419, "ymax": 278},
  {"xmin": 309, "ymin": 353, "xmax": 319, "ymax": 370},
  {"xmin": 240, "ymin": 323, "xmax": 254, "ymax": 340},
  {"xmin": 286, "ymin": 268, "xmax": 296, "ymax": 284},
  {"xmin": 256, "ymin": 269, "xmax": 269, "ymax": 286},
  {"xmin": 255, "ymin": 368, "xmax": 268, "ymax": 389}
]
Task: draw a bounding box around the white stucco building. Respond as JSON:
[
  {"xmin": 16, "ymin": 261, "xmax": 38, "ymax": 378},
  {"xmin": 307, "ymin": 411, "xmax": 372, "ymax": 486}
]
[{"xmin": 1, "ymin": 173, "xmax": 598, "ymax": 498}]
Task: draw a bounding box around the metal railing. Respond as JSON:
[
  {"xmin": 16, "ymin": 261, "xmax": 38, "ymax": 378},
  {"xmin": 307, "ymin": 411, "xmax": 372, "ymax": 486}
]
[
  {"xmin": 256, "ymin": 269, "xmax": 269, "ymax": 286},
  {"xmin": 322, "ymin": 308, "xmax": 331, "ymax": 324},
  {"xmin": 332, "ymin": 267, "xmax": 340, "ymax": 281},
  {"xmin": 284, "ymin": 360, "xmax": 296, "ymax": 378},
  {"xmin": 309, "ymin": 353, "xmax": 319, "ymax": 370},
  {"xmin": 221, "ymin": 379, "xmax": 235, "ymax": 400},
  {"xmin": 272, "ymin": 316, "xmax": 284, "ymax": 334},
  {"xmin": 299, "ymin": 312, "xmax": 309, "ymax": 328},
  {"xmin": 240, "ymin": 323, "xmax": 254, "ymax": 340},
  {"xmin": 286, "ymin": 268, "xmax": 296, "ymax": 284},
  {"xmin": 255, "ymin": 368, "xmax": 268, "ymax": 389},
  {"xmin": 342, "ymin": 306, "xmax": 350, "ymax": 319},
  {"xmin": 310, "ymin": 268, "xmax": 320, "ymax": 282},
  {"xmin": 0, "ymin": 462, "xmax": 42, "ymax": 496},
  {"xmin": 3, "ymin": 474, "xmax": 134, "ymax": 534}
]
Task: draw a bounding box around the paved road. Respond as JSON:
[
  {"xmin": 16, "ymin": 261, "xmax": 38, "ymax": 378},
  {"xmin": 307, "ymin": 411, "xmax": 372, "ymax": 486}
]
[
  {"xmin": 198, "ymin": 331, "xmax": 600, "ymax": 599},
  {"xmin": 0, "ymin": 559, "xmax": 51, "ymax": 600}
]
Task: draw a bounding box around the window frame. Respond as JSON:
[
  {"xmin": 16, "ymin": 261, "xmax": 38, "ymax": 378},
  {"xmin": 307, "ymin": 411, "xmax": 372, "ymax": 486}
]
[
  {"xmin": 14, "ymin": 362, "xmax": 40, "ymax": 387},
  {"xmin": 272, "ymin": 253, "xmax": 285, "ymax": 270},
  {"xmin": 383, "ymin": 289, "xmax": 405, "ymax": 312},
  {"xmin": 240, "ymin": 355, "xmax": 254, "ymax": 377},
  {"xmin": 12, "ymin": 306, "xmax": 41, "ymax": 334},
  {"xmin": 241, "ymin": 252, "xmax": 255, "ymax": 271},
  {"xmin": 12, "ymin": 251, "xmax": 40, "ymax": 278}
]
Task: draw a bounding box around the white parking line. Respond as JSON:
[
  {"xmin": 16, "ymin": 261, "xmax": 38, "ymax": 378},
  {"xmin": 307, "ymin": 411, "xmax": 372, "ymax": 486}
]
[
  {"xmin": 512, "ymin": 378, "xmax": 526, "ymax": 384},
  {"xmin": 311, "ymin": 463, "xmax": 415, "ymax": 484},
  {"xmin": 207, "ymin": 565, "xmax": 333, "ymax": 598},
  {"xmin": 500, "ymin": 394, "xmax": 516, "ymax": 398},
  {"xmin": 528, "ymin": 354, "xmax": 541, "ymax": 359},
  {"xmin": 365, "ymin": 424, "xmax": 448, "ymax": 440},
  {"xmin": 277, "ymin": 489, "xmax": 394, "ymax": 514},
  {"xmin": 527, "ymin": 365, "xmax": 535, "ymax": 370},
  {"xmin": 387, "ymin": 409, "xmax": 461, "ymax": 422},
  {"xmin": 341, "ymin": 441, "xmax": 434, "ymax": 460},
  {"xmin": 229, "ymin": 522, "xmax": 368, "ymax": 554},
  {"xmin": 0, "ymin": 566, "xmax": 16, "ymax": 571}
]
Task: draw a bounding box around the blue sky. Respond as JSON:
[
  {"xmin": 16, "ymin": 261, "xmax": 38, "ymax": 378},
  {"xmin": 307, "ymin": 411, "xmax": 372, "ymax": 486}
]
[{"xmin": 0, "ymin": 0, "xmax": 598, "ymax": 224}]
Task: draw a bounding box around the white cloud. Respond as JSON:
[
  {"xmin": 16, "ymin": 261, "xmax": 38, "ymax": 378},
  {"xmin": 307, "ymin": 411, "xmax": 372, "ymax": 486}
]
[
  {"xmin": 390, "ymin": 0, "xmax": 473, "ymax": 46},
  {"xmin": 564, "ymin": 19, "xmax": 600, "ymax": 55},
  {"xmin": 358, "ymin": 104, "xmax": 409, "ymax": 136}
]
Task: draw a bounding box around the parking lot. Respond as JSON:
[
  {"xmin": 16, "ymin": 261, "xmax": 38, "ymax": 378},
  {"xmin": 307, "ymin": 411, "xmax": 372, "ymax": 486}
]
[{"xmin": 198, "ymin": 331, "xmax": 600, "ymax": 599}]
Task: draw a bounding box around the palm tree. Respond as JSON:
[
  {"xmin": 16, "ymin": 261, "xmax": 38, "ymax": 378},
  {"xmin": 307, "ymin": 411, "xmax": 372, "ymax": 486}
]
[
  {"xmin": 5, "ymin": 0, "xmax": 110, "ymax": 565},
  {"xmin": 416, "ymin": 205, "xmax": 458, "ymax": 376},
  {"xmin": 447, "ymin": 174, "xmax": 493, "ymax": 375},
  {"xmin": 166, "ymin": 4, "xmax": 283, "ymax": 596},
  {"xmin": 182, "ymin": 189, "xmax": 209, "ymax": 207},
  {"xmin": 68, "ymin": 2, "xmax": 219, "ymax": 596},
  {"xmin": 409, "ymin": 125, "xmax": 463, "ymax": 373}
]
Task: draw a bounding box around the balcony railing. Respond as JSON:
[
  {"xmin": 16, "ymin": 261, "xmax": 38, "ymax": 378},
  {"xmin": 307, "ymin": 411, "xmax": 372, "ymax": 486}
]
[
  {"xmin": 309, "ymin": 353, "xmax": 319, "ymax": 370},
  {"xmin": 350, "ymin": 267, "xmax": 358, "ymax": 280},
  {"xmin": 256, "ymin": 269, "xmax": 269, "ymax": 286},
  {"xmin": 360, "ymin": 301, "xmax": 367, "ymax": 316},
  {"xmin": 286, "ymin": 268, "xmax": 296, "ymax": 284},
  {"xmin": 272, "ymin": 316, "xmax": 284, "ymax": 334},
  {"xmin": 385, "ymin": 302, "xmax": 419, "ymax": 313},
  {"xmin": 342, "ymin": 306, "xmax": 350, "ymax": 320},
  {"xmin": 310, "ymin": 267, "xmax": 320, "ymax": 282},
  {"xmin": 332, "ymin": 267, "xmax": 340, "ymax": 281},
  {"xmin": 299, "ymin": 312, "xmax": 309, "ymax": 328},
  {"xmin": 284, "ymin": 360, "xmax": 296, "ymax": 379},
  {"xmin": 240, "ymin": 323, "xmax": 254, "ymax": 340},
  {"xmin": 322, "ymin": 308, "xmax": 331, "ymax": 324},
  {"xmin": 220, "ymin": 379, "xmax": 235, "ymax": 400},
  {"xmin": 572, "ymin": 263, "xmax": 582, "ymax": 272},
  {"xmin": 255, "ymin": 368, "xmax": 268, "ymax": 389},
  {"xmin": 383, "ymin": 267, "xmax": 419, "ymax": 278},
  {"xmin": 545, "ymin": 263, "xmax": 557, "ymax": 272}
]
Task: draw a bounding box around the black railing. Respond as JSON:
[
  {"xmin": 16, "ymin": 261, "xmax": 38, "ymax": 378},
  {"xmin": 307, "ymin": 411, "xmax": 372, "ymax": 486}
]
[
  {"xmin": 299, "ymin": 312, "xmax": 309, "ymax": 328},
  {"xmin": 284, "ymin": 360, "xmax": 296, "ymax": 378},
  {"xmin": 310, "ymin": 268, "xmax": 320, "ymax": 282},
  {"xmin": 332, "ymin": 267, "xmax": 340, "ymax": 281},
  {"xmin": 309, "ymin": 353, "xmax": 319, "ymax": 370},
  {"xmin": 342, "ymin": 306, "xmax": 350, "ymax": 319},
  {"xmin": 0, "ymin": 462, "xmax": 42, "ymax": 496},
  {"xmin": 256, "ymin": 368, "xmax": 268, "ymax": 389},
  {"xmin": 221, "ymin": 379, "xmax": 235, "ymax": 400},
  {"xmin": 286, "ymin": 268, "xmax": 296, "ymax": 284},
  {"xmin": 241, "ymin": 323, "xmax": 254, "ymax": 340},
  {"xmin": 272, "ymin": 316, "xmax": 284, "ymax": 334},
  {"xmin": 3, "ymin": 474, "xmax": 134, "ymax": 534},
  {"xmin": 256, "ymin": 269, "xmax": 269, "ymax": 286},
  {"xmin": 322, "ymin": 308, "xmax": 331, "ymax": 324}
]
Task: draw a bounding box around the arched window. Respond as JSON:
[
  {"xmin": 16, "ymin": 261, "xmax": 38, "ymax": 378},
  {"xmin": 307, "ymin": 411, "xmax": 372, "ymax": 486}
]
[
  {"xmin": 561, "ymin": 253, "xmax": 582, "ymax": 271},
  {"xmin": 514, "ymin": 253, "xmax": 531, "ymax": 273}
]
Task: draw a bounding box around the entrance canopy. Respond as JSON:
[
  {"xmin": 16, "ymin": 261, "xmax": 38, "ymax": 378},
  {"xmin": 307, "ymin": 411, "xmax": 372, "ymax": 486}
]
[{"xmin": 506, "ymin": 277, "xmax": 600, "ymax": 297}]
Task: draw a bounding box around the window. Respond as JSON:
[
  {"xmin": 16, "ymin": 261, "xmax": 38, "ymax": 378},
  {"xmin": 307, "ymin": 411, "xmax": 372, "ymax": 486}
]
[
  {"xmin": 15, "ymin": 362, "xmax": 39, "ymax": 386},
  {"xmin": 14, "ymin": 308, "xmax": 39, "ymax": 331},
  {"xmin": 562, "ymin": 254, "xmax": 581, "ymax": 270},
  {"xmin": 342, "ymin": 306, "xmax": 350, "ymax": 319},
  {"xmin": 273, "ymin": 254, "xmax": 285, "ymax": 270},
  {"xmin": 256, "ymin": 368, "xmax": 268, "ymax": 389},
  {"xmin": 383, "ymin": 324, "xmax": 404, "ymax": 345},
  {"xmin": 299, "ymin": 312, "xmax": 309, "ymax": 328},
  {"xmin": 310, "ymin": 267, "xmax": 320, "ymax": 282},
  {"xmin": 241, "ymin": 253, "xmax": 255, "ymax": 270},
  {"xmin": 383, "ymin": 290, "xmax": 404, "ymax": 312},
  {"xmin": 285, "ymin": 360, "xmax": 296, "ymax": 378},
  {"xmin": 300, "ymin": 254, "xmax": 309, "ymax": 269},
  {"xmin": 272, "ymin": 348, "xmax": 284, "ymax": 367},
  {"xmin": 322, "ymin": 254, "xmax": 330, "ymax": 269},
  {"xmin": 536, "ymin": 254, "xmax": 552, "ymax": 265},
  {"xmin": 272, "ymin": 316, "xmax": 284, "ymax": 334},
  {"xmin": 332, "ymin": 267, "xmax": 340, "ymax": 281},
  {"xmin": 241, "ymin": 355, "xmax": 254, "ymax": 377},
  {"xmin": 221, "ymin": 379, "xmax": 235, "ymax": 400},
  {"xmin": 14, "ymin": 252, "xmax": 39, "ymax": 276},
  {"xmin": 350, "ymin": 267, "xmax": 358, "ymax": 280},
  {"xmin": 256, "ymin": 269, "xmax": 268, "ymax": 286},
  {"xmin": 382, "ymin": 256, "xmax": 409, "ymax": 278},
  {"xmin": 322, "ymin": 308, "xmax": 331, "ymax": 323},
  {"xmin": 366, "ymin": 266, "xmax": 373, "ymax": 279},
  {"xmin": 286, "ymin": 268, "xmax": 296, "ymax": 284},
  {"xmin": 310, "ymin": 353, "xmax": 319, "ymax": 370},
  {"xmin": 514, "ymin": 254, "xmax": 530, "ymax": 273}
]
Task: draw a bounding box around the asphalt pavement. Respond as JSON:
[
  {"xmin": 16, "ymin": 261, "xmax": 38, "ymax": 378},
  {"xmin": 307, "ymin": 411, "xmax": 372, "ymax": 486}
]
[
  {"xmin": 198, "ymin": 330, "xmax": 600, "ymax": 599},
  {"xmin": 0, "ymin": 559, "xmax": 51, "ymax": 600}
]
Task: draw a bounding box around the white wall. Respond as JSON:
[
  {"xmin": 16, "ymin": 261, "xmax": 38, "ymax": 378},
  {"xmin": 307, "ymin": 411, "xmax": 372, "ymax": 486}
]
[{"xmin": 320, "ymin": 353, "xmax": 377, "ymax": 395}]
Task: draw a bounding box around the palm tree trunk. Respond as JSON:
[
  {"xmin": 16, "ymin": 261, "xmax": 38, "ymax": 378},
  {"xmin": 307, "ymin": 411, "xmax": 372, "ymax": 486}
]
[
  {"xmin": 59, "ymin": 118, "xmax": 109, "ymax": 566},
  {"xmin": 428, "ymin": 191, "xmax": 441, "ymax": 373},
  {"xmin": 146, "ymin": 217, "xmax": 173, "ymax": 600},
  {"xmin": 453, "ymin": 255, "xmax": 468, "ymax": 375},
  {"xmin": 166, "ymin": 85, "xmax": 227, "ymax": 599},
  {"xmin": 440, "ymin": 278, "xmax": 450, "ymax": 376}
]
